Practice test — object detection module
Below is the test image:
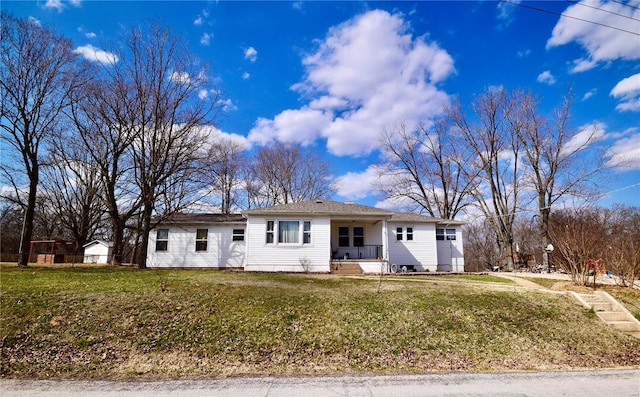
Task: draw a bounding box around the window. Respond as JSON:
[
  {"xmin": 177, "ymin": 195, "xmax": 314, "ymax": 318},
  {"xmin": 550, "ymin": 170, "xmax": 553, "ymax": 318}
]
[
  {"xmin": 278, "ymin": 220, "xmax": 299, "ymax": 244},
  {"xmin": 406, "ymin": 227, "xmax": 414, "ymax": 241},
  {"xmin": 437, "ymin": 228, "xmax": 456, "ymax": 240},
  {"xmin": 338, "ymin": 227, "xmax": 349, "ymax": 247},
  {"xmin": 446, "ymin": 228, "xmax": 457, "ymax": 240},
  {"xmin": 156, "ymin": 229, "xmax": 169, "ymax": 251},
  {"xmin": 195, "ymin": 229, "xmax": 208, "ymax": 251},
  {"xmin": 396, "ymin": 227, "xmax": 403, "ymax": 241},
  {"xmin": 303, "ymin": 221, "xmax": 311, "ymax": 244},
  {"xmin": 232, "ymin": 229, "xmax": 245, "ymax": 241},
  {"xmin": 266, "ymin": 221, "xmax": 274, "ymax": 244},
  {"xmin": 353, "ymin": 227, "xmax": 364, "ymax": 247}
]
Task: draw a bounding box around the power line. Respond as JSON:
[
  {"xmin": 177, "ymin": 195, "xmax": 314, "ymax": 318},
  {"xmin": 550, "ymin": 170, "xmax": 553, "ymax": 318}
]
[
  {"xmin": 568, "ymin": 0, "xmax": 640, "ymax": 22},
  {"xmin": 464, "ymin": 182, "xmax": 640, "ymax": 222},
  {"xmin": 500, "ymin": 0, "xmax": 640, "ymax": 36}
]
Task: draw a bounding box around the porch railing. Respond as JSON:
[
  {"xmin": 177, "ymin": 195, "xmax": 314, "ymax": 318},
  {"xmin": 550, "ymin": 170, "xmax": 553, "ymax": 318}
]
[{"xmin": 356, "ymin": 245, "xmax": 383, "ymax": 260}]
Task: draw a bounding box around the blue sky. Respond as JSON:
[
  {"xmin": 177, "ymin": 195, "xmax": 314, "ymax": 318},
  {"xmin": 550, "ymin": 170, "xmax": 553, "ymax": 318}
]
[{"xmin": 5, "ymin": 0, "xmax": 640, "ymax": 210}]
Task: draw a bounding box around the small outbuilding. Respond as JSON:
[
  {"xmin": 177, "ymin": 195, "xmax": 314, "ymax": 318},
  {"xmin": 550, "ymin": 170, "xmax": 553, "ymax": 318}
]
[{"xmin": 83, "ymin": 240, "xmax": 114, "ymax": 264}]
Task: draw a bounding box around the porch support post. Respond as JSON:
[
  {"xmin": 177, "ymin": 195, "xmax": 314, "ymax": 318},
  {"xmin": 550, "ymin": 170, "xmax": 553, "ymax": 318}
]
[{"xmin": 382, "ymin": 219, "xmax": 389, "ymax": 268}]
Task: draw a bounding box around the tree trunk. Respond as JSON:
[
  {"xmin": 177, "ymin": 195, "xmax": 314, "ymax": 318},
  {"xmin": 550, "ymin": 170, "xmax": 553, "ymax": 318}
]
[
  {"xmin": 136, "ymin": 203, "xmax": 153, "ymax": 269},
  {"xmin": 18, "ymin": 166, "xmax": 39, "ymax": 268}
]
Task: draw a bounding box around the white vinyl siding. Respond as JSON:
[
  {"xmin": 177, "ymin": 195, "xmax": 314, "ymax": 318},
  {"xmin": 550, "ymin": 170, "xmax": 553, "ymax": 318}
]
[
  {"xmin": 436, "ymin": 227, "xmax": 465, "ymax": 272},
  {"xmin": 147, "ymin": 224, "xmax": 245, "ymax": 268},
  {"xmin": 246, "ymin": 216, "xmax": 330, "ymax": 272},
  {"xmin": 387, "ymin": 222, "xmax": 437, "ymax": 271}
]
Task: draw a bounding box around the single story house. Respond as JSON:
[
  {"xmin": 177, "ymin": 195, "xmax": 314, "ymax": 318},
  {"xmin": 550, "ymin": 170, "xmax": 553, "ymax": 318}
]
[
  {"xmin": 83, "ymin": 240, "xmax": 114, "ymax": 264},
  {"xmin": 146, "ymin": 199, "xmax": 465, "ymax": 273}
]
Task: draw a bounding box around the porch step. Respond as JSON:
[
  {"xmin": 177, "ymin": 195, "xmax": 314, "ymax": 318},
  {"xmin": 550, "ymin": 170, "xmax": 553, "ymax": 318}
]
[
  {"xmin": 569, "ymin": 291, "xmax": 640, "ymax": 339},
  {"xmin": 331, "ymin": 262, "xmax": 362, "ymax": 275}
]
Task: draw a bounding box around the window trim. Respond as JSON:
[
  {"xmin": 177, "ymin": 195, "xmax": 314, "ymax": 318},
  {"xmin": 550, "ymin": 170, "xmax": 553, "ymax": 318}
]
[
  {"xmin": 338, "ymin": 226, "xmax": 349, "ymax": 247},
  {"xmin": 195, "ymin": 228, "xmax": 208, "ymax": 252},
  {"xmin": 436, "ymin": 228, "xmax": 456, "ymax": 241},
  {"xmin": 265, "ymin": 219, "xmax": 312, "ymax": 246},
  {"xmin": 353, "ymin": 226, "xmax": 364, "ymax": 247},
  {"xmin": 266, "ymin": 220, "xmax": 275, "ymax": 244},
  {"xmin": 278, "ymin": 220, "xmax": 300, "ymax": 244},
  {"xmin": 156, "ymin": 228, "xmax": 169, "ymax": 252},
  {"xmin": 232, "ymin": 228, "xmax": 245, "ymax": 242},
  {"xmin": 303, "ymin": 221, "xmax": 311, "ymax": 245},
  {"xmin": 396, "ymin": 227, "xmax": 403, "ymax": 241}
]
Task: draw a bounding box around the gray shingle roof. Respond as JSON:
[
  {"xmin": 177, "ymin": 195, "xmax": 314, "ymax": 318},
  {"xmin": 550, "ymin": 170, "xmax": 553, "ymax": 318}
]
[
  {"xmin": 158, "ymin": 213, "xmax": 246, "ymax": 224},
  {"xmin": 243, "ymin": 199, "xmax": 395, "ymax": 217},
  {"xmin": 389, "ymin": 212, "xmax": 465, "ymax": 225},
  {"xmin": 242, "ymin": 199, "xmax": 464, "ymax": 225}
]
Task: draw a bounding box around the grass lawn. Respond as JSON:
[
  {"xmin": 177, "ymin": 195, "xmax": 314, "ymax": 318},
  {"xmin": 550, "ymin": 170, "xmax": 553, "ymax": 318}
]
[{"xmin": 1, "ymin": 264, "xmax": 639, "ymax": 379}]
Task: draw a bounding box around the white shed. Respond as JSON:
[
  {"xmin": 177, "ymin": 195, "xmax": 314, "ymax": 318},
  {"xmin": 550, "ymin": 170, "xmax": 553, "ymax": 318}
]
[{"xmin": 83, "ymin": 240, "xmax": 114, "ymax": 264}]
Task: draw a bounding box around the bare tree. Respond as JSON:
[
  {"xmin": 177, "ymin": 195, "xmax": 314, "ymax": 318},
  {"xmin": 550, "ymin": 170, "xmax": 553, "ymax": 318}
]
[
  {"xmin": 507, "ymin": 88, "xmax": 604, "ymax": 271},
  {"xmin": 67, "ymin": 22, "xmax": 222, "ymax": 267},
  {"xmin": 549, "ymin": 207, "xmax": 606, "ymax": 286},
  {"xmin": 125, "ymin": 23, "xmax": 223, "ymax": 267},
  {"xmin": 198, "ymin": 135, "xmax": 247, "ymax": 213},
  {"xmin": 462, "ymin": 219, "xmax": 500, "ymax": 272},
  {"xmin": 0, "ymin": 14, "xmax": 86, "ymax": 267},
  {"xmin": 40, "ymin": 150, "xmax": 106, "ymax": 254},
  {"xmin": 377, "ymin": 121, "xmax": 476, "ymax": 219},
  {"xmin": 603, "ymin": 205, "xmax": 640, "ymax": 288},
  {"xmin": 67, "ymin": 73, "xmax": 140, "ymax": 266},
  {"xmin": 447, "ymin": 87, "xmax": 523, "ymax": 268},
  {"xmin": 248, "ymin": 142, "xmax": 334, "ymax": 207}
]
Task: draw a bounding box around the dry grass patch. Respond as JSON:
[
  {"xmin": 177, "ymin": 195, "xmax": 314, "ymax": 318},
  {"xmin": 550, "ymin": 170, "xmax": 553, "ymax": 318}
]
[{"xmin": 1, "ymin": 265, "xmax": 639, "ymax": 379}]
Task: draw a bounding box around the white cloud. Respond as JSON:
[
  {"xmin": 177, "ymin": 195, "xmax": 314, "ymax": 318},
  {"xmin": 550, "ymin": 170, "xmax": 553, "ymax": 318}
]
[
  {"xmin": 569, "ymin": 57, "xmax": 598, "ymax": 73},
  {"xmin": 85, "ymin": 32, "xmax": 96, "ymax": 39},
  {"xmin": 606, "ymin": 133, "xmax": 640, "ymax": 170},
  {"xmin": 561, "ymin": 122, "xmax": 606, "ymax": 156},
  {"xmin": 194, "ymin": 16, "xmax": 203, "ymax": 26},
  {"xmin": 28, "ymin": 16, "xmax": 41, "ymax": 26},
  {"xmin": 44, "ymin": 0, "xmax": 81, "ymax": 11},
  {"xmin": 610, "ymin": 73, "xmax": 640, "ymax": 112},
  {"xmin": 170, "ymin": 71, "xmax": 190, "ymax": 84},
  {"xmin": 581, "ymin": 88, "xmax": 597, "ymax": 101},
  {"xmin": 496, "ymin": 0, "xmax": 520, "ymax": 28},
  {"xmin": 547, "ymin": 0, "xmax": 640, "ymax": 70},
  {"xmin": 249, "ymin": 107, "xmax": 332, "ymax": 146},
  {"xmin": 200, "ymin": 126, "xmax": 252, "ymax": 152},
  {"xmin": 242, "ymin": 72, "xmax": 250, "ymax": 80},
  {"xmin": 334, "ymin": 166, "xmax": 381, "ymax": 200},
  {"xmin": 537, "ymin": 70, "xmax": 556, "ymax": 85},
  {"xmin": 244, "ymin": 47, "xmax": 258, "ymax": 62},
  {"xmin": 74, "ymin": 44, "xmax": 118, "ymax": 64},
  {"xmin": 200, "ymin": 33, "xmax": 211, "ymax": 46},
  {"xmin": 44, "ymin": 0, "xmax": 64, "ymax": 11},
  {"xmin": 516, "ymin": 49, "xmax": 531, "ymax": 58},
  {"xmin": 251, "ymin": 10, "xmax": 454, "ymax": 157}
]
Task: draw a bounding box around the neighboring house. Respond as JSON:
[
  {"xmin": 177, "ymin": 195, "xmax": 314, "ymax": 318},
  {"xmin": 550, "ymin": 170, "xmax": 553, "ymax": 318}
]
[
  {"xmin": 146, "ymin": 199, "xmax": 465, "ymax": 273},
  {"xmin": 83, "ymin": 240, "xmax": 114, "ymax": 264}
]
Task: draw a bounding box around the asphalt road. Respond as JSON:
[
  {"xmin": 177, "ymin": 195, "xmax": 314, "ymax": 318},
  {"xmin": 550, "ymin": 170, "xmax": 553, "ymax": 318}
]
[{"xmin": 2, "ymin": 370, "xmax": 639, "ymax": 397}]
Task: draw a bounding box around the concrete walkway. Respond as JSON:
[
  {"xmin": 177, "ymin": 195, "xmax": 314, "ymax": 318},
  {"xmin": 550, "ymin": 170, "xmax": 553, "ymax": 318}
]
[{"xmin": 493, "ymin": 273, "xmax": 557, "ymax": 290}]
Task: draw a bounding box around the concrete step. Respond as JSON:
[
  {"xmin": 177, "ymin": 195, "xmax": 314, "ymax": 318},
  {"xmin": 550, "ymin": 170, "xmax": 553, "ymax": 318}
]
[
  {"xmin": 578, "ymin": 294, "xmax": 602, "ymax": 302},
  {"xmin": 591, "ymin": 302, "xmax": 613, "ymax": 311},
  {"xmin": 331, "ymin": 262, "xmax": 362, "ymax": 275},
  {"xmin": 609, "ymin": 321, "xmax": 640, "ymax": 332},
  {"xmin": 569, "ymin": 291, "xmax": 640, "ymax": 340},
  {"xmin": 597, "ymin": 311, "xmax": 631, "ymax": 322}
]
